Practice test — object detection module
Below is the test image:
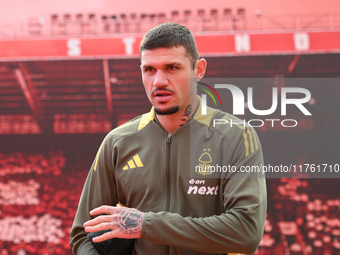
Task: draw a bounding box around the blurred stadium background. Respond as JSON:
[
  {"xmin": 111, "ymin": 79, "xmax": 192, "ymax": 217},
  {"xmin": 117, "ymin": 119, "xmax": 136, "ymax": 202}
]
[{"xmin": 0, "ymin": 0, "xmax": 339, "ymax": 254}]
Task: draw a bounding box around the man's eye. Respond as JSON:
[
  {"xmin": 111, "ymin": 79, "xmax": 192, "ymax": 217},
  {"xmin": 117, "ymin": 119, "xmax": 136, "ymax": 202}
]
[
  {"xmin": 144, "ymin": 68, "xmax": 154, "ymax": 72},
  {"xmin": 168, "ymin": 66, "xmax": 178, "ymax": 70}
]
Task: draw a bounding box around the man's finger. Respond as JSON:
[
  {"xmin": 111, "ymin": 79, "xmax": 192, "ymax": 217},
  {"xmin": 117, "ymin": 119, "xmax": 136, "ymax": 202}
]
[
  {"xmin": 85, "ymin": 221, "xmax": 117, "ymax": 233},
  {"xmin": 84, "ymin": 214, "xmax": 114, "ymax": 228},
  {"xmin": 89, "ymin": 205, "xmax": 117, "ymax": 216},
  {"xmin": 92, "ymin": 229, "xmax": 120, "ymax": 242}
]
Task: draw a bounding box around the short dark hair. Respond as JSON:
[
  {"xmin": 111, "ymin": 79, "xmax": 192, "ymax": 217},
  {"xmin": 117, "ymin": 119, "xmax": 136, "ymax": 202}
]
[{"xmin": 140, "ymin": 23, "xmax": 199, "ymax": 69}]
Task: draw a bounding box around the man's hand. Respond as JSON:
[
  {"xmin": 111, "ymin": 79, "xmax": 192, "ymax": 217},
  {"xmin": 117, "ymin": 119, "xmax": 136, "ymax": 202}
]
[{"xmin": 84, "ymin": 204, "xmax": 144, "ymax": 242}]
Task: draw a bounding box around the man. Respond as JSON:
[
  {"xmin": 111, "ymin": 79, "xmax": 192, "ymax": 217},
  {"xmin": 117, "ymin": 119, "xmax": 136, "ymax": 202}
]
[{"xmin": 70, "ymin": 22, "xmax": 267, "ymax": 255}]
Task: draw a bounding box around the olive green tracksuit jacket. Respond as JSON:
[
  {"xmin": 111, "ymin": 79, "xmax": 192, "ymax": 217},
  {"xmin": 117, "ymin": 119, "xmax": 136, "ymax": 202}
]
[{"xmin": 70, "ymin": 98, "xmax": 267, "ymax": 255}]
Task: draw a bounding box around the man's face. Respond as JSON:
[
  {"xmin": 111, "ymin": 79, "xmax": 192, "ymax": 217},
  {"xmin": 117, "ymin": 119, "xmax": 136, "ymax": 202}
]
[{"xmin": 140, "ymin": 46, "xmax": 196, "ymax": 116}]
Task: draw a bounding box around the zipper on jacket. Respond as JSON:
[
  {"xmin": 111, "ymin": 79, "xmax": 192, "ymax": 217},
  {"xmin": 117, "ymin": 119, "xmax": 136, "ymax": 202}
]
[
  {"xmin": 166, "ymin": 133, "xmax": 172, "ymax": 143},
  {"xmin": 166, "ymin": 133, "xmax": 172, "ymax": 212},
  {"xmin": 165, "ymin": 133, "xmax": 172, "ymax": 255}
]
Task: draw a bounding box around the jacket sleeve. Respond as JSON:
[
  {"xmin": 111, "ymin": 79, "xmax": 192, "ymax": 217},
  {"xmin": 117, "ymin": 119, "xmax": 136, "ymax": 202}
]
[
  {"xmin": 141, "ymin": 127, "xmax": 267, "ymax": 254},
  {"xmin": 70, "ymin": 135, "xmax": 118, "ymax": 255}
]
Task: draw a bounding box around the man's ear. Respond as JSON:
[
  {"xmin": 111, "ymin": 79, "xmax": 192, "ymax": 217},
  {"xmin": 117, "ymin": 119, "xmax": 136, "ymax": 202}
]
[{"xmin": 194, "ymin": 58, "xmax": 207, "ymax": 82}]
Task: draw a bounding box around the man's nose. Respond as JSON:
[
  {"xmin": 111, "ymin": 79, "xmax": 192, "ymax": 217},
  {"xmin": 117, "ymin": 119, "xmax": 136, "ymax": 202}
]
[{"xmin": 153, "ymin": 70, "xmax": 168, "ymax": 87}]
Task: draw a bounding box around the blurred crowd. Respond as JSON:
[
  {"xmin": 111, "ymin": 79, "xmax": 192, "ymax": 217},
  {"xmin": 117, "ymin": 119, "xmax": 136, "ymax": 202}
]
[
  {"xmin": 0, "ymin": 179, "xmax": 40, "ymax": 205},
  {"xmin": 0, "ymin": 151, "xmax": 86, "ymax": 254},
  {"xmin": 256, "ymin": 178, "xmax": 340, "ymax": 255},
  {"xmin": 0, "ymin": 152, "xmax": 65, "ymax": 176}
]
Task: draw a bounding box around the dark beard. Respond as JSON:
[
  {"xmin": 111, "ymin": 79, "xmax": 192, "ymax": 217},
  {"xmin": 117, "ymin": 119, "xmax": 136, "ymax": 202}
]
[{"xmin": 154, "ymin": 106, "xmax": 179, "ymax": 115}]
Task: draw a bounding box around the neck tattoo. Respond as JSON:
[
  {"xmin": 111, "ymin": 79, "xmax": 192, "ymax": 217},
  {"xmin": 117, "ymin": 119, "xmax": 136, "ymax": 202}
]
[{"xmin": 179, "ymin": 105, "xmax": 192, "ymax": 127}]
